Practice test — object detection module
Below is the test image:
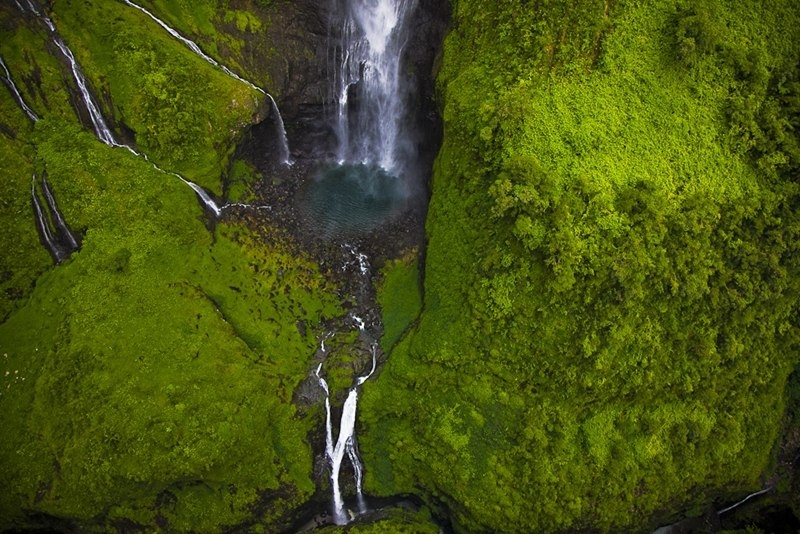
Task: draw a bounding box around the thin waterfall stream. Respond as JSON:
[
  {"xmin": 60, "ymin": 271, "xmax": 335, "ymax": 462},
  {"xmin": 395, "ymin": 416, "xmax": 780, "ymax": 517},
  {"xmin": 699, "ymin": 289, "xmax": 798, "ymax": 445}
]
[
  {"xmin": 11, "ymin": 0, "xmax": 295, "ymax": 255},
  {"xmin": 0, "ymin": 56, "xmax": 39, "ymax": 122},
  {"xmin": 8, "ymin": 0, "xmax": 443, "ymax": 528}
]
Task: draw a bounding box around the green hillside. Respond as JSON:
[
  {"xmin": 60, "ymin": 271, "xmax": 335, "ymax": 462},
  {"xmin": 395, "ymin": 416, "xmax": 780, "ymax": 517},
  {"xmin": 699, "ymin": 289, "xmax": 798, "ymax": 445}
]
[
  {"xmin": 2, "ymin": 0, "xmax": 800, "ymax": 531},
  {"xmin": 361, "ymin": 0, "xmax": 800, "ymax": 531}
]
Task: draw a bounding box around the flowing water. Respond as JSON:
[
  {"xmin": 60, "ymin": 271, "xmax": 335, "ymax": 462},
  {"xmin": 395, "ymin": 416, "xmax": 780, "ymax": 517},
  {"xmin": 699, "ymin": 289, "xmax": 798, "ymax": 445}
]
[
  {"xmin": 52, "ymin": 37, "xmax": 117, "ymax": 146},
  {"xmin": 0, "ymin": 56, "xmax": 39, "ymax": 122},
  {"xmin": 300, "ymin": 0, "xmax": 417, "ymax": 238},
  {"xmin": 31, "ymin": 177, "xmax": 65, "ymax": 264},
  {"xmin": 329, "ymin": 0, "xmax": 416, "ymax": 172},
  {"xmin": 41, "ymin": 174, "xmax": 80, "ymax": 251},
  {"xmin": 315, "ymin": 346, "xmax": 377, "ymax": 525},
  {"xmin": 12, "ymin": 0, "xmax": 281, "ymax": 221},
  {"xmin": 267, "ymin": 94, "xmax": 292, "ymax": 166},
  {"xmin": 31, "ymin": 174, "xmax": 80, "ymax": 264}
]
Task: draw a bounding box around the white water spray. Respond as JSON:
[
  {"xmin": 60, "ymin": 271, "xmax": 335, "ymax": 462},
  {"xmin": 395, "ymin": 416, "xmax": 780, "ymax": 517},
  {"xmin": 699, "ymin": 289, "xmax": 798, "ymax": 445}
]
[
  {"xmin": 316, "ymin": 347, "xmax": 377, "ymax": 525},
  {"xmin": 330, "ymin": 0, "xmax": 416, "ymax": 172},
  {"xmin": 0, "ymin": 57, "xmax": 39, "ymax": 122}
]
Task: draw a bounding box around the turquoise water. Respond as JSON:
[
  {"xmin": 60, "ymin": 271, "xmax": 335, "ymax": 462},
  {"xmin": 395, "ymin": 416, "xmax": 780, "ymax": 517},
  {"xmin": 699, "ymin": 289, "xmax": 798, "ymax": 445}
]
[{"xmin": 301, "ymin": 163, "xmax": 406, "ymax": 238}]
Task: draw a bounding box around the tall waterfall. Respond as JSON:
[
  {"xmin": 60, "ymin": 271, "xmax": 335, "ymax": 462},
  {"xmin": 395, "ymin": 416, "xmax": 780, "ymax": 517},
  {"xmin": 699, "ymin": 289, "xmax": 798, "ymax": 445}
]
[{"xmin": 329, "ymin": 0, "xmax": 417, "ymax": 173}]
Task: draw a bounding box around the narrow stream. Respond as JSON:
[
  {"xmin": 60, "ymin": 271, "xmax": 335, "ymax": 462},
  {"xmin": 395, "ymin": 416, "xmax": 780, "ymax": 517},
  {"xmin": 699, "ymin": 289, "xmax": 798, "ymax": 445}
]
[{"xmin": 0, "ymin": 56, "xmax": 39, "ymax": 122}]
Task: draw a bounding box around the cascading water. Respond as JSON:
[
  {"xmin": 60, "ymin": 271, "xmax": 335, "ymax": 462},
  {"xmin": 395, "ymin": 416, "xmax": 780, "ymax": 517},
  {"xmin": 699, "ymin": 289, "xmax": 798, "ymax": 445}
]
[
  {"xmin": 31, "ymin": 173, "xmax": 80, "ymax": 264},
  {"xmin": 300, "ymin": 0, "xmax": 417, "ymax": 238},
  {"xmin": 0, "ymin": 56, "xmax": 39, "ymax": 122},
  {"xmin": 315, "ymin": 346, "xmax": 377, "ymax": 525},
  {"xmin": 308, "ymin": 245, "xmax": 382, "ymax": 525},
  {"xmin": 31, "ymin": 177, "xmax": 65, "ymax": 264},
  {"xmin": 329, "ymin": 0, "xmax": 416, "ymax": 172},
  {"xmin": 121, "ymin": 0, "xmax": 293, "ymax": 166},
  {"xmin": 267, "ymin": 94, "xmax": 292, "ymax": 166},
  {"xmin": 41, "ymin": 173, "xmax": 80, "ymax": 251},
  {"xmin": 12, "ymin": 0, "xmax": 271, "ymax": 216},
  {"xmin": 51, "ymin": 37, "xmax": 117, "ymax": 146}
]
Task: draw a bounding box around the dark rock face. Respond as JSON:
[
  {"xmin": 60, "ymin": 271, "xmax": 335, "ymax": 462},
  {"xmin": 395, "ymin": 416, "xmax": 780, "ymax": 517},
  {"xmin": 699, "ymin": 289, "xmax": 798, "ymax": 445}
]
[{"xmin": 236, "ymin": 0, "xmax": 450, "ymax": 172}]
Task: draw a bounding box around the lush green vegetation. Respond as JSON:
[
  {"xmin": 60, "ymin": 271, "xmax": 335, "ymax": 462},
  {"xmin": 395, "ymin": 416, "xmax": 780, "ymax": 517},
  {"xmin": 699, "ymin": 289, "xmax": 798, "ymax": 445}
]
[
  {"xmin": 377, "ymin": 250, "xmax": 422, "ymax": 352},
  {"xmin": 361, "ymin": 0, "xmax": 800, "ymax": 531},
  {"xmin": 0, "ymin": 2, "xmax": 341, "ymax": 531},
  {"xmin": 4, "ymin": 0, "xmax": 800, "ymax": 531}
]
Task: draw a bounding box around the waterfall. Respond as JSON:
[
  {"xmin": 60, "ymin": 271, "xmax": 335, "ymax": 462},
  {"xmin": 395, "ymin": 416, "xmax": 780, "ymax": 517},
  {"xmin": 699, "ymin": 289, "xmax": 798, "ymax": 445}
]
[
  {"xmin": 120, "ymin": 0, "xmax": 293, "ymax": 166},
  {"xmin": 267, "ymin": 94, "xmax": 292, "ymax": 166},
  {"xmin": 31, "ymin": 173, "xmax": 81, "ymax": 264},
  {"xmin": 0, "ymin": 56, "xmax": 39, "ymax": 122},
  {"xmin": 31, "ymin": 177, "xmax": 66, "ymax": 263},
  {"xmin": 52, "ymin": 37, "xmax": 117, "ymax": 146},
  {"xmin": 329, "ymin": 0, "xmax": 416, "ymax": 172},
  {"xmin": 315, "ymin": 347, "xmax": 377, "ymax": 525},
  {"xmin": 41, "ymin": 173, "xmax": 80, "ymax": 250}
]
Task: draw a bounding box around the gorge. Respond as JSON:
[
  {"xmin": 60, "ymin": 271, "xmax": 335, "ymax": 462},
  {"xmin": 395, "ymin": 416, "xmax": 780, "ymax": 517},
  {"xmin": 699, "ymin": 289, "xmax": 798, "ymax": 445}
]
[{"xmin": 1, "ymin": 0, "xmax": 800, "ymax": 533}]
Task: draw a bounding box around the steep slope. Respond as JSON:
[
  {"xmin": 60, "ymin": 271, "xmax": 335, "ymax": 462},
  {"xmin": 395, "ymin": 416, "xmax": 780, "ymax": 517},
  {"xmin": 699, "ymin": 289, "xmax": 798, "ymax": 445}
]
[
  {"xmin": 361, "ymin": 0, "xmax": 800, "ymax": 531},
  {"xmin": 0, "ymin": 1, "xmax": 342, "ymax": 531}
]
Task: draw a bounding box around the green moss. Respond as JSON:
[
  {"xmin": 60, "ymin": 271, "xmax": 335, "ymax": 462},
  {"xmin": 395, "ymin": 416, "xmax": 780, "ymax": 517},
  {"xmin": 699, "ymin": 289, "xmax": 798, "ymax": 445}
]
[
  {"xmin": 377, "ymin": 251, "xmax": 422, "ymax": 352},
  {"xmin": 362, "ymin": 0, "xmax": 800, "ymax": 531},
  {"xmin": 51, "ymin": 0, "xmax": 263, "ymax": 191}
]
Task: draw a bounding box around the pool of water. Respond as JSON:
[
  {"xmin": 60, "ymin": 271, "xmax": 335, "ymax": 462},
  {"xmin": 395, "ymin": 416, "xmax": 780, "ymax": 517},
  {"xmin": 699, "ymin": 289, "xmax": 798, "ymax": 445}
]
[{"xmin": 299, "ymin": 163, "xmax": 407, "ymax": 239}]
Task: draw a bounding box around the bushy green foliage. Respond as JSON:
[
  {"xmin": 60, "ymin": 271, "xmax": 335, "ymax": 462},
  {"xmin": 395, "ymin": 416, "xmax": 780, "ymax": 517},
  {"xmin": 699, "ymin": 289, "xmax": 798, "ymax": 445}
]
[
  {"xmin": 0, "ymin": 4, "xmax": 341, "ymax": 531},
  {"xmin": 361, "ymin": 0, "xmax": 800, "ymax": 531},
  {"xmin": 134, "ymin": 0, "xmax": 277, "ymax": 91},
  {"xmin": 377, "ymin": 251, "xmax": 422, "ymax": 352},
  {"xmin": 50, "ymin": 0, "xmax": 262, "ymax": 191}
]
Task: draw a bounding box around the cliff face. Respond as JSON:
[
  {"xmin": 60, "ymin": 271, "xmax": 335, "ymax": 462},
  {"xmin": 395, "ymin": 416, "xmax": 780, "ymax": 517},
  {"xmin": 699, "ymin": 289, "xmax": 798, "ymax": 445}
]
[{"xmin": 3, "ymin": 0, "xmax": 799, "ymax": 532}]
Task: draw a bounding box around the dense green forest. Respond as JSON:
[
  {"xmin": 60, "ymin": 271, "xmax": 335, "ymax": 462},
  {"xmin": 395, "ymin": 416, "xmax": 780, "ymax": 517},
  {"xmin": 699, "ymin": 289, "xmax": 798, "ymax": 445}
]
[
  {"xmin": 360, "ymin": 0, "xmax": 800, "ymax": 531},
  {"xmin": 1, "ymin": 0, "xmax": 799, "ymax": 532}
]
